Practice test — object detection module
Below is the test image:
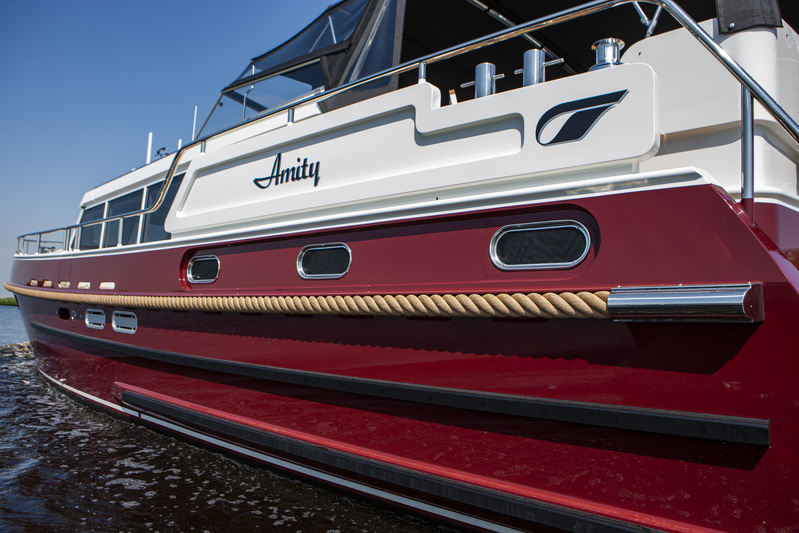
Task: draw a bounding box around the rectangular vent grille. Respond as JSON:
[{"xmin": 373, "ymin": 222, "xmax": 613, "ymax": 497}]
[
  {"xmin": 85, "ymin": 309, "xmax": 106, "ymax": 330},
  {"xmin": 112, "ymin": 311, "xmax": 137, "ymax": 334}
]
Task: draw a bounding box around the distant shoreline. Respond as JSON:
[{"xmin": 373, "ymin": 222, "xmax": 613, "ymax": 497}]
[{"xmin": 0, "ymin": 297, "xmax": 18, "ymax": 306}]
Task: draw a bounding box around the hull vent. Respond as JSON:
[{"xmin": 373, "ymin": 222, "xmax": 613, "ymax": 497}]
[
  {"xmin": 85, "ymin": 309, "xmax": 106, "ymax": 330},
  {"xmin": 112, "ymin": 311, "xmax": 138, "ymax": 334}
]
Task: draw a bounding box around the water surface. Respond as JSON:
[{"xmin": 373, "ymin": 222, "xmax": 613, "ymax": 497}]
[
  {"xmin": 0, "ymin": 311, "xmax": 447, "ymax": 532},
  {"xmin": 0, "ymin": 305, "xmax": 27, "ymax": 346}
]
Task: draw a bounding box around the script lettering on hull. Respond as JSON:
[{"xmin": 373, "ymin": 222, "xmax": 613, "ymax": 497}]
[{"xmin": 254, "ymin": 153, "xmax": 321, "ymax": 190}]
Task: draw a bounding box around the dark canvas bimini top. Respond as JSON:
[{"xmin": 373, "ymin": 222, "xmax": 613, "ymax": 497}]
[{"xmin": 199, "ymin": 0, "xmax": 797, "ymax": 136}]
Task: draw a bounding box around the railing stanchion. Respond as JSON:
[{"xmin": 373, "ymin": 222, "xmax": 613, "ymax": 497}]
[{"xmin": 741, "ymin": 85, "xmax": 755, "ymax": 221}]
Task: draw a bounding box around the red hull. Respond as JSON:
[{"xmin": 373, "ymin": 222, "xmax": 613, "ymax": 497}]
[{"xmin": 9, "ymin": 184, "xmax": 799, "ymax": 532}]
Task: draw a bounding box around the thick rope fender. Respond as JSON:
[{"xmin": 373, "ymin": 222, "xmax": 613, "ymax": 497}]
[{"xmin": 4, "ymin": 282, "xmax": 610, "ymax": 319}]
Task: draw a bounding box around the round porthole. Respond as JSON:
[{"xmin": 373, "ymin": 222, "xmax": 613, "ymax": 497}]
[
  {"xmin": 297, "ymin": 243, "xmax": 351, "ymax": 279},
  {"xmin": 187, "ymin": 255, "xmax": 220, "ymax": 284},
  {"xmin": 490, "ymin": 221, "xmax": 590, "ymax": 270}
]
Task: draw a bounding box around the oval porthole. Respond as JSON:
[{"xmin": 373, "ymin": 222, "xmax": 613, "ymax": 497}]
[
  {"xmin": 490, "ymin": 220, "xmax": 590, "ymax": 270},
  {"xmin": 297, "ymin": 243, "xmax": 351, "ymax": 279},
  {"xmin": 187, "ymin": 255, "xmax": 220, "ymax": 284}
]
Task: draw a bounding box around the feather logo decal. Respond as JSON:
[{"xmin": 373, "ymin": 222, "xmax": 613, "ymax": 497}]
[{"xmin": 536, "ymin": 90, "xmax": 628, "ymax": 146}]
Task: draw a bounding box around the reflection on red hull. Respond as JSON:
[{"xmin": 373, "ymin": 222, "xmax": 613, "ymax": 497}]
[{"xmin": 9, "ymin": 187, "xmax": 799, "ymax": 532}]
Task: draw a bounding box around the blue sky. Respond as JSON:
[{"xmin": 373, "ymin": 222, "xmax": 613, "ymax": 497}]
[{"xmin": 0, "ymin": 0, "xmax": 336, "ymax": 296}]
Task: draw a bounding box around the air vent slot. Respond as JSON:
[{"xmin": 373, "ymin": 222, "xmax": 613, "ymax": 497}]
[
  {"xmin": 112, "ymin": 311, "xmax": 137, "ymax": 334},
  {"xmin": 85, "ymin": 309, "xmax": 106, "ymax": 329},
  {"xmin": 297, "ymin": 243, "xmax": 351, "ymax": 279},
  {"xmin": 187, "ymin": 255, "xmax": 220, "ymax": 284},
  {"xmin": 490, "ymin": 221, "xmax": 590, "ymax": 270}
]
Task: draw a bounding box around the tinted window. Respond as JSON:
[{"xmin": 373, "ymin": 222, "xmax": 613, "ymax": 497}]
[
  {"xmin": 108, "ymin": 190, "xmax": 143, "ymax": 216},
  {"xmin": 121, "ymin": 217, "xmax": 140, "ymax": 246},
  {"xmin": 145, "ymin": 181, "xmax": 164, "ymax": 209},
  {"xmin": 80, "ymin": 204, "xmax": 105, "ymax": 223},
  {"xmin": 79, "ymin": 223, "xmax": 102, "ymax": 250},
  {"xmin": 102, "ymin": 219, "xmax": 119, "ymax": 248},
  {"xmin": 142, "ymin": 174, "xmax": 184, "ymax": 243}
]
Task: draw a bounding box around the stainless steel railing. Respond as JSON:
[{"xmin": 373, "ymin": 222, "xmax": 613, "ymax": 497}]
[{"xmin": 15, "ymin": 0, "xmax": 799, "ymax": 256}]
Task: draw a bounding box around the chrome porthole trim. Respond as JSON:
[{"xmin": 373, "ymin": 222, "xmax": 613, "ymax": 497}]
[
  {"xmin": 490, "ymin": 220, "xmax": 591, "ymax": 271},
  {"xmin": 297, "ymin": 243, "xmax": 352, "ymax": 280},
  {"xmin": 187, "ymin": 255, "xmax": 221, "ymax": 284}
]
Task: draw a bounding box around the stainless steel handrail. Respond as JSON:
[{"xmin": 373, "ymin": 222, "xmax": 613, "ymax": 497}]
[
  {"xmin": 14, "ymin": 213, "xmax": 140, "ymax": 255},
  {"xmin": 653, "ymin": 0, "xmax": 799, "ymax": 144},
  {"xmin": 15, "ymin": 157, "xmax": 177, "ymax": 248},
  {"xmin": 741, "ymin": 87, "xmax": 755, "ymax": 216},
  {"xmin": 16, "ymin": 0, "xmax": 799, "ymax": 253}
]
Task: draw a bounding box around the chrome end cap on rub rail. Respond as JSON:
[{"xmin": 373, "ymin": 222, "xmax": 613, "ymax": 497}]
[{"xmin": 607, "ymin": 283, "xmax": 764, "ymax": 322}]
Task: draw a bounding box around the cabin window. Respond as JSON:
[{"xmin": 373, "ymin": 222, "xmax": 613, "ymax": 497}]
[
  {"xmin": 80, "ymin": 204, "xmax": 105, "ymax": 223},
  {"xmin": 119, "ymin": 216, "xmax": 140, "ymax": 246},
  {"xmin": 79, "ymin": 223, "xmax": 102, "ymax": 250},
  {"xmin": 108, "ymin": 190, "xmax": 144, "ymax": 246},
  {"xmin": 297, "ymin": 243, "xmax": 352, "ymax": 279},
  {"xmin": 142, "ymin": 174, "xmax": 184, "ymax": 243},
  {"xmin": 490, "ymin": 221, "xmax": 590, "ymax": 270},
  {"xmin": 108, "ymin": 190, "xmax": 143, "ymax": 216},
  {"xmin": 79, "ymin": 204, "xmax": 105, "ymax": 250},
  {"xmin": 145, "ymin": 181, "xmax": 164, "ymax": 209},
  {"xmin": 79, "ymin": 190, "xmax": 148, "ymax": 250},
  {"xmin": 89, "ymin": 190, "xmax": 144, "ymax": 249},
  {"xmin": 102, "ymin": 220, "xmax": 120, "ymax": 248}
]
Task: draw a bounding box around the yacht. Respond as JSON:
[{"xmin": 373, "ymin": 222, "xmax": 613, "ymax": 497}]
[{"xmin": 7, "ymin": 1, "xmax": 799, "ymax": 531}]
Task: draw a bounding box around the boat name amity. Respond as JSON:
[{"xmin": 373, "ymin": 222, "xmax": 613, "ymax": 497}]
[
  {"xmin": 253, "ymin": 153, "xmax": 321, "ymax": 190},
  {"xmin": 251, "ymin": 90, "xmax": 629, "ymax": 193}
]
